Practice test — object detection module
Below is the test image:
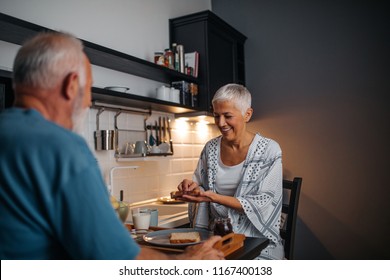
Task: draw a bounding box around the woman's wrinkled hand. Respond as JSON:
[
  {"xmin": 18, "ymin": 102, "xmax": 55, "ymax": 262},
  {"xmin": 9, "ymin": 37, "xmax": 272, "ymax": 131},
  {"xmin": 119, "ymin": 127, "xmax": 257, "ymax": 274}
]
[
  {"xmin": 178, "ymin": 179, "xmax": 199, "ymax": 192},
  {"xmin": 176, "ymin": 179, "xmax": 218, "ymax": 202}
]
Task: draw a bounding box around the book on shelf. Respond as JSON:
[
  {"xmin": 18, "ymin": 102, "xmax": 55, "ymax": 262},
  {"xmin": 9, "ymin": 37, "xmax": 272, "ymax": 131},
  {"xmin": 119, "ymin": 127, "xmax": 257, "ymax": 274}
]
[{"xmin": 184, "ymin": 51, "xmax": 199, "ymax": 77}]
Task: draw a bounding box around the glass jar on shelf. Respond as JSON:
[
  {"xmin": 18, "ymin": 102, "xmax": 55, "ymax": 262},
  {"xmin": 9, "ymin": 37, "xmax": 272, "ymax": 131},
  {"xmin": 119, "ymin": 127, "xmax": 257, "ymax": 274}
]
[
  {"xmin": 154, "ymin": 52, "xmax": 165, "ymax": 66},
  {"xmin": 164, "ymin": 48, "xmax": 174, "ymax": 69}
]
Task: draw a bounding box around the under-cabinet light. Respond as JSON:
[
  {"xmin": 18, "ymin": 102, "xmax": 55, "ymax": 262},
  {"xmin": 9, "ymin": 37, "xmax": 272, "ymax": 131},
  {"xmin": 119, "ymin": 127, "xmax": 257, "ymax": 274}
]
[{"xmin": 174, "ymin": 111, "xmax": 214, "ymax": 124}]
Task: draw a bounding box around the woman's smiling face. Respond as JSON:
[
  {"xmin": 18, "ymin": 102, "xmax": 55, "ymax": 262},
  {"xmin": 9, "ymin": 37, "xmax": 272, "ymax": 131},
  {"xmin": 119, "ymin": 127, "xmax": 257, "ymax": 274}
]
[{"xmin": 213, "ymin": 100, "xmax": 247, "ymax": 142}]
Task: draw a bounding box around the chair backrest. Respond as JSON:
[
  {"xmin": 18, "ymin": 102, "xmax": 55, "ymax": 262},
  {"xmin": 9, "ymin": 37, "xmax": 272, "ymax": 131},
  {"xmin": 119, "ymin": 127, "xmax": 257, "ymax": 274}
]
[{"xmin": 280, "ymin": 177, "xmax": 302, "ymax": 259}]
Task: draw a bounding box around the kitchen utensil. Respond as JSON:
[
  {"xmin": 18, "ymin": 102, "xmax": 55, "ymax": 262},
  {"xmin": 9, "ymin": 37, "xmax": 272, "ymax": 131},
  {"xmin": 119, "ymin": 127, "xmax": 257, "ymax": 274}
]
[
  {"xmin": 154, "ymin": 121, "xmax": 160, "ymax": 145},
  {"xmin": 113, "ymin": 111, "xmax": 122, "ymax": 153},
  {"xmin": 104, "ymin": 86, "xmax": 130, "ymax": 93},
  {"xmin": 167, "ymin": 118, "xmax": 173, "ymax": 154},
  {"xmin": 158, "ymin": 142, "xmax": 170, "ymax": 153},
  {"xmin": 158, "ymin": 117, "xmax": 162, "ymax": 145},
  {"xmin": 162, "ymin": 116, "xmax": 166, "ymax": 142},
  {"xmin": 134, "ymin": 140, "xmax": 147, "ymax": 155},
  {"xmin": 94, "ymin": 108, "xmax": 115, "ymax": 150},
  {"xmin": 213, "ymin": 233, "xmax": 246, "ymax": 257},
  {"xmin": 149, "ymin": 127, "xmax": 156, "ymax": 146},
  {"xmin": 165, "ymin": 117, "xmax": 169, "ymax": 144},
  {"xmin": 125, "ymin": 142, "xmax": 135, "ymax": 155}
]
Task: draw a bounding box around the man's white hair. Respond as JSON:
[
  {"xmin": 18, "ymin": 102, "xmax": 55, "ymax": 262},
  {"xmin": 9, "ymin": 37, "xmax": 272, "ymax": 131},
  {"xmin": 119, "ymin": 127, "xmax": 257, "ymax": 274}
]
[{"xmin": 13, "ymin": 32, "xmax": 86, "ymax": 90}]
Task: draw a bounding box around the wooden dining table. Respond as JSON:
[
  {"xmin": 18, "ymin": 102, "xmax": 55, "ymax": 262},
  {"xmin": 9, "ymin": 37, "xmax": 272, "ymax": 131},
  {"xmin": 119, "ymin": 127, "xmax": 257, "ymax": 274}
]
[{"xmin": 129, "ymin": 226, "xmax": 270, "ymax": 260}]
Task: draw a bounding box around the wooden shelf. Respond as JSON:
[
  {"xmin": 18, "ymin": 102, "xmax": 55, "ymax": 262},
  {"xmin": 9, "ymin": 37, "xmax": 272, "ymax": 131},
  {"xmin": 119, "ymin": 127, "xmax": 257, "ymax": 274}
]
[
  {"xmin": 84, "ymin": 41, "xmax": 198, "ymax": 84},
  {"xmin": 92, "ymin": 87, "xmax": 197, "ymax": 114},
  {"xmin": 0, "ymin": 12, "xmax": 200, "ymax": 114}
]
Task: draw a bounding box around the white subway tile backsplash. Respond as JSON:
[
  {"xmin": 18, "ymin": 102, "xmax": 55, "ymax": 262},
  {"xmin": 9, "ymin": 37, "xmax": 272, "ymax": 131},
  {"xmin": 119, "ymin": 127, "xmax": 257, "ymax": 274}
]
[
  {"xmin": 84, "ymin": 108, "xmax": 219, "ymax": 203},
  {"xmin": 181, "ymin": 159, "xmax": 196, "ymax": 173},
  {"xmin": 155, "ymin": 159, "xmax": 171, "ymax": 174},
  {"xmin": 170, "ymin": 160, "xmax": 184, "ymax": 173},
  {"xmin": 170, "ymin": 158, "xmax": 195, "ymax": 174}
]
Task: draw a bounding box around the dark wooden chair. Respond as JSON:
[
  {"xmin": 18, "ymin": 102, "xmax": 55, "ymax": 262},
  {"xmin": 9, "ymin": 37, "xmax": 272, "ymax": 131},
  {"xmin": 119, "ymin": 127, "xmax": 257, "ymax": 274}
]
[{"xmin": 280, "ymin": 177, "xmax": 302, "ymax": 259}]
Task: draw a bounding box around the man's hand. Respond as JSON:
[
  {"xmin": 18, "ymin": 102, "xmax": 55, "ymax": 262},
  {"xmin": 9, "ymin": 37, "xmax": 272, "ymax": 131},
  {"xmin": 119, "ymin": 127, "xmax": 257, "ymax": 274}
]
[
  {"xmin": 137, "ymin": 235, "xmax": 225, "ymax": 260},
  {"xmin": 178, "ymin": 235, "xmax": 225, "ymax": 260}
]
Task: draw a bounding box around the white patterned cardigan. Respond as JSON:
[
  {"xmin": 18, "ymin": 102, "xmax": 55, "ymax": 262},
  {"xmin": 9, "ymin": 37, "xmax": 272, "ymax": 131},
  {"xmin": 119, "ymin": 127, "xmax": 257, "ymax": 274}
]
[{"xmin": 190, "ymin": 133, "xmax": 285, "ymax": 259}]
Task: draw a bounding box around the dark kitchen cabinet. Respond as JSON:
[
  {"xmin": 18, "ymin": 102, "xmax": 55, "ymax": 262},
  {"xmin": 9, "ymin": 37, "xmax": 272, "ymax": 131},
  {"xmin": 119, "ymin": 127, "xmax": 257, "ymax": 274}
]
[{"xmin": 170, "ymin": 10, "xmax": 247, "ymax": 112}]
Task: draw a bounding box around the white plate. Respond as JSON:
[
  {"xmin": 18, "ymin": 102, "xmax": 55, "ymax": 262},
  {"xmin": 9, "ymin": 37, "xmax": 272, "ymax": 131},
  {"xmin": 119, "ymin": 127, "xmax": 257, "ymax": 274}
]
[
  {"xmin": 104, "ymin": 86, "xmax": 130, "ymax": 93},
  {"xmin": 157, "ymin": 196, "xmax": 185, "ymax": 204},
  {"xmin": 143, "ymin": 228, "xmax": 211, "ymax": 247}
]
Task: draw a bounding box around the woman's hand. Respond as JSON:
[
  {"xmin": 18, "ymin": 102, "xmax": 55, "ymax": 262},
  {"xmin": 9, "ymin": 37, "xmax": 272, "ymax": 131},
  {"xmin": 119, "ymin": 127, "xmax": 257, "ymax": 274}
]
[
  {"xmin": 177, "ymin": 180, "xmax": 224, "ymax": 203},
  {"xmin": 178, "ymin": 179, "xmax": 199, "ymax": 192},
  {"xmin": 177, "ymin": 180, "xmax": 243, "ymax": 212},
  {"xmin": 176, "ymin": 179, "xmax": 201, "ymax": 202}
]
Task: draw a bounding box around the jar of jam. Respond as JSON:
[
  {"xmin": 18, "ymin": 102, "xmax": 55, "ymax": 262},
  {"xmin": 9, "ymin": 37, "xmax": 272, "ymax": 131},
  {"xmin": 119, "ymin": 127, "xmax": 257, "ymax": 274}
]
[
  {"xmin": 154, "ymin": 52, "xmax": 165, "ymax": 66},
  {"xmin": 213, "ymin": 217, "xmax": 233, "ymax": 236},
  {"xmin": 164, "ymin": 48, "xmax": 174, "ymax": 69}
]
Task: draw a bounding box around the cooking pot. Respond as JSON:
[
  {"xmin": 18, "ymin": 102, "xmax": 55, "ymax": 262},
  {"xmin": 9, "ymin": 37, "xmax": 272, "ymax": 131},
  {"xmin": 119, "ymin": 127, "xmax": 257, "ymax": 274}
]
[{"xmin": 94, "ymin": 108, "xmax": 115, "ymax": 150}]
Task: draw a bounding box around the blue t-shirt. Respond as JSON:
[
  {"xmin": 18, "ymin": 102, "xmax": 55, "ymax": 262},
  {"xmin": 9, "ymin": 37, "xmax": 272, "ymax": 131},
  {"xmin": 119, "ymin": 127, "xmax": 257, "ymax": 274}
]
[{"xmin": 0, "ymin": 108, "xmax": 140, "ymax": 259}]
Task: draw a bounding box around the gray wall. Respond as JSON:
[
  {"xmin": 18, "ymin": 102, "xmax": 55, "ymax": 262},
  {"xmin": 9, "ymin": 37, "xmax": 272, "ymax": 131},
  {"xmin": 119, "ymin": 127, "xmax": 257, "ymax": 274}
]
[{"xmin": 212, "ymin": 0, "xmax": 390, "ymax": 259}]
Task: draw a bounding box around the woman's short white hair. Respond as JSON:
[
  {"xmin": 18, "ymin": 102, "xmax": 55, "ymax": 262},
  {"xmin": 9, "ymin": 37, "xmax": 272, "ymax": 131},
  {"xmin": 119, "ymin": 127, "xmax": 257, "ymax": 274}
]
[
  {"xmin": 212, "ymin": 83, "xmax": 252, "ymax": 116},
  {"xmin": 13, "ymin": 32, "xmax": 86, "ymax": 89}
]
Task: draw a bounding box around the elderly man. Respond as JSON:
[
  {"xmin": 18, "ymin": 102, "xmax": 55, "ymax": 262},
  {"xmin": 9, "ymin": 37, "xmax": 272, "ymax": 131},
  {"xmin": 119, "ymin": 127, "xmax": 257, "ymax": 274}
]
[{"xmin": 0, "ymin": 32, "xmax": 223, "ymax": 260}]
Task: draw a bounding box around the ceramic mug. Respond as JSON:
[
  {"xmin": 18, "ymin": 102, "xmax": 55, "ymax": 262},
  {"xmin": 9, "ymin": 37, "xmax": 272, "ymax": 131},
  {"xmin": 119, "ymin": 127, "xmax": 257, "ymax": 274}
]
[
  {"xmin": 131, "ymin": 208, "xmax": 151, "ymax": 230},
  {"xmin": 134, "ymin": 140, "xmax": 147, "ymax": 155}
]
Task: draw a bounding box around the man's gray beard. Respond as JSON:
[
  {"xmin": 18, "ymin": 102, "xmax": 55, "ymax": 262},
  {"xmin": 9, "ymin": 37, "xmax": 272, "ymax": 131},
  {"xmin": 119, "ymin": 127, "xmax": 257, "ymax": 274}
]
[
  {"xmin": 72, "ymin": 106, "xmax": 89, "ymax": 136},
  {"xmin": 71, "ymin": 89, "xmax": 89, "ymax": 136}
]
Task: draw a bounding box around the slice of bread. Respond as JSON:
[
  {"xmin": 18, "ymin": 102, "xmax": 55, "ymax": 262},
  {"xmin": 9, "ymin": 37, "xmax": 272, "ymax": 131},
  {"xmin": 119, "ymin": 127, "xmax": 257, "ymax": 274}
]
[
  {"xmin": 170, "ymin": 189, "xmax": 200, "ymax": 199},
  {"xmin": 169, "ymin": 232, "xmax": 201, "ymax": 244}
]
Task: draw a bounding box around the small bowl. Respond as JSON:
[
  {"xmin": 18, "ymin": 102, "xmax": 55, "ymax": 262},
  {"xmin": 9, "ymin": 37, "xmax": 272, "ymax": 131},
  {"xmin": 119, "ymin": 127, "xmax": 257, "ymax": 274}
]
[{"xmin": 104, "ymin": 86, "xmax": 130, "ymax": 93}]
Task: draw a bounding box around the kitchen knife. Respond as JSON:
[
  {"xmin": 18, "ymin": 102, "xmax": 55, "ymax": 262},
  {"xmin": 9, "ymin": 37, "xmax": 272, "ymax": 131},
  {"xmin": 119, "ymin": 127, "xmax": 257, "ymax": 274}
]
[
  {"xmin": 158, "ymin": 117, "xmax": 162, "ymax": 145},
  {"xmin": 155, "ymin": 120, "xmax": 159, "ymax": 145},
  {"xmin": 162, "ymin": 117, "xmax": 166, "ymax": 142},
  {"xmin": 167, "ymin": 118, "xmax": 172, "ymax": 141},
  {"xmin": 167, "ymin": 118, "xmax": 173, "ymax": 154}
]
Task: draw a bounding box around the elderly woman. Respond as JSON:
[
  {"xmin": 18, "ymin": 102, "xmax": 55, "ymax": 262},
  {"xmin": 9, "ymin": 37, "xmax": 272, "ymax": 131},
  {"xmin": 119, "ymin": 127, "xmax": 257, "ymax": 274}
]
[{"xmin": 178, "ymin": 83, "xmax": 284, "ymax": 259}]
